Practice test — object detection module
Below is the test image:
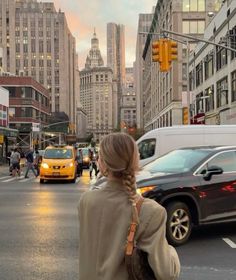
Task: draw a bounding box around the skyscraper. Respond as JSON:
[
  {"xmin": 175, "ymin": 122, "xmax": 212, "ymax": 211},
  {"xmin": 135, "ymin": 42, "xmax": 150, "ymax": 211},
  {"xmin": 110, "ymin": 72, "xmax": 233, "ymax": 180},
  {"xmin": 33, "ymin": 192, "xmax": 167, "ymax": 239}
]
[
  {"xmin": 0, "ymin": 0, "xmax": 79, "ymax": 127},
  {"xmin": 134, "ymin": 13, "xmax": 154, "ymax": 130},
  {"xmin": 107, "ymin": 23, "xmax": 125, "ymax": 127},
  {"xmin": 80, "ymin": 31, "xmax": 116, "ymax": 142}
]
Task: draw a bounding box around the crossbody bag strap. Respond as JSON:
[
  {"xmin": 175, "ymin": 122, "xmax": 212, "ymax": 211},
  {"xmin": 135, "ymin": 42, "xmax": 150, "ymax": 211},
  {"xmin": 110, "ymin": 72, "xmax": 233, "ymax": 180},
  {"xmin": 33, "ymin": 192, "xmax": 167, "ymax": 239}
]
[{"xmin": 125, "ymin": 195, "xmax": 144, "ymax": 256}]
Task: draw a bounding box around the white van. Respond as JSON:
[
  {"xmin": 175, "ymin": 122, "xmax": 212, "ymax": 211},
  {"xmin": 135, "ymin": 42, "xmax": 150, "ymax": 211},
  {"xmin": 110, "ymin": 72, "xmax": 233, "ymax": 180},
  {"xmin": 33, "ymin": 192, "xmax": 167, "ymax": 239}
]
[{"xmin": 137, "ymin": 125, "xmax": 236, "ymax": 166}]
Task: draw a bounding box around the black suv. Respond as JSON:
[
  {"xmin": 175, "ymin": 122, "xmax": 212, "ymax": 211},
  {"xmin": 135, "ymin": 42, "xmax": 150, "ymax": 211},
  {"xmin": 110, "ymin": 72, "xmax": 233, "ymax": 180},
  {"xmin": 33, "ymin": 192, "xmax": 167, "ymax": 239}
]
[{"xmin": 137, "ymin": 146, "xmax": 236, "ymax": 246}]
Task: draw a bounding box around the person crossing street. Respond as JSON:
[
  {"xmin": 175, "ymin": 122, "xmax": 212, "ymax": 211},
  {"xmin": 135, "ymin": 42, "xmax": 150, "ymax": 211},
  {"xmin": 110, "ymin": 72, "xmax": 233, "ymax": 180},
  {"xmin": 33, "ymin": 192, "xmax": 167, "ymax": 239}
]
[{"xmin": 24, "ymin": 148, "xmax": 38, "ymax": 178}]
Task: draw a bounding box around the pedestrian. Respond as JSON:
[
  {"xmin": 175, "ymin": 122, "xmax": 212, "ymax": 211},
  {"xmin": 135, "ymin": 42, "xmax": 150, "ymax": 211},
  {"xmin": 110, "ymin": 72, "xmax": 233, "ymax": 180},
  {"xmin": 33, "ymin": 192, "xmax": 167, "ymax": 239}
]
[
  {"xmin": 24, "ymin": 147, "xmax": 38, "ymax": 178},
  {"xmin": 78, "ymin": 133, "xmax": 180, "ymax": 280},
  {"xmin": 7, "ymin": 149, "xmax": 13, "ymax": 166},
  {"xmin": 10, "ymin": 148, "xmax": 21, "ymax": 177},
  {"xmin": 89, "ymin": 149, "xmax": 98, "ymax": 179},
  {"xmin": 77, "ymin": 149, "xmax": 83, "ymax": 177},
  {"xmin": 34, "ymin": 150, "xmax": 40, "ymax": 176}
]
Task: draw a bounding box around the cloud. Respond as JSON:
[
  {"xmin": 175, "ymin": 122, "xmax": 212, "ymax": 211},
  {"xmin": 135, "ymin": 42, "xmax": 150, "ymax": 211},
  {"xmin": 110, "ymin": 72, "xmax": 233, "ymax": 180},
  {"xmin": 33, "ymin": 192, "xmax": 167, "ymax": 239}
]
[{"xmin": 44, "ymin": 0, "xmax": 156, "ymax": 68}]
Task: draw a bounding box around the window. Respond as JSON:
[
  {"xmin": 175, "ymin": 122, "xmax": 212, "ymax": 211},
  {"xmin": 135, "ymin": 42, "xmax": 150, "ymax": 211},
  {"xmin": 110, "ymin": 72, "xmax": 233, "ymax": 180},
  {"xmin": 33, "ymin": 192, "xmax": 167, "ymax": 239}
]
[
  {"xmin": 216, "ymin": 77, "xmax": 228, "ymax": 108},
  {"xmin": 21, "ymin": 107, "xmax": 32, "ymax": 118},
  {"xmin": 9, "ymin": 108, "xmax": 15, "ymax": 117},
  {"xmin": 230, "ymin": 28, "xmax": 236, "ymax": 60},
  {"xmin": 138, "ymin": 139, "xmax": 156, "ymax": 160},
  {"xmin": 196, "ymin": 62, "xmax": 203, "ymax": 87},
  {"xmin": 232, "ymin": 71, "xmax": 236, "ymax": 102},
  {"xmin": 182, "ymin": 0, "xmax": 205, "ymax": 12},
  {"xmin": 205, "ymin": 86, "xmax": 214, "ymax": 112},
  {"xmin": 216, "ymin": 46, "xmax": 227, "ymax": 71},
  {"xmin": 182, "ymin": 20, "xmax": 205, "ymax": 34},
  {"xmin": 199, "ymin": 151, "xmax": 236, "ymax": 174},
  {"xmin": 204, "ymin": 53, "xmax": 214, "ymax": 80}
]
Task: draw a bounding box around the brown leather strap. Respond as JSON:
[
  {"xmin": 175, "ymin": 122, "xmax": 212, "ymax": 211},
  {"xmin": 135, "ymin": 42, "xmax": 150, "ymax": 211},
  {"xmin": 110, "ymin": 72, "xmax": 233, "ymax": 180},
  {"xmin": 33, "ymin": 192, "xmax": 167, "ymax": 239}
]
[{"xmin": 125, "ymin": 196, "xmax": 144, "ymax": 256}]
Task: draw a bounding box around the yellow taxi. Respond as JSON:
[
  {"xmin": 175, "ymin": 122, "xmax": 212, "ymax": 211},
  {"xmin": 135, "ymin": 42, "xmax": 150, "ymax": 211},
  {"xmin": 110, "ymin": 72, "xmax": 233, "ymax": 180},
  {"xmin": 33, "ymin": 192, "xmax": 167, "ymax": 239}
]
[{"xmin": 40, "ymin": 145, "xmax": 77, "ymax": 183}]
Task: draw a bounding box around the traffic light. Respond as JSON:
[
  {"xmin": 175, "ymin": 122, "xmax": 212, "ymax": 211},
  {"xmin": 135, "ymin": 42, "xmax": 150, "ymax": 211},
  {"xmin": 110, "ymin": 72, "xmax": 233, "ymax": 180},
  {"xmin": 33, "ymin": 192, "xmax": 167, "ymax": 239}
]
[
  {"xmin": 168, "ymin": 40, "xmax": 178, "ymax": 61},
  {"xmin": 152, "ymin": 40, "xmax": 162, "ymax": 63},
  {"xmin": 183, "ymin": 107, "xmax": 189, "ymax": 125},
  {"xmin": 152, "ymin": 39, "xmax": 172, "ymax": 72},
  {"xmin": 160, "ymin": 39, "xmax": 170, "ymax": 72}
]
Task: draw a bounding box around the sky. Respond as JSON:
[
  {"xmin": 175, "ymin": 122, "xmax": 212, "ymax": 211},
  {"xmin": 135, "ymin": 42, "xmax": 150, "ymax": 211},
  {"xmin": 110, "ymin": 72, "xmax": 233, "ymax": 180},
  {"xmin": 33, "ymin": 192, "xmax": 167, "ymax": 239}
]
[{"xmin": 45, "ymin": 0, "xmax": 156, "ymax": 69}]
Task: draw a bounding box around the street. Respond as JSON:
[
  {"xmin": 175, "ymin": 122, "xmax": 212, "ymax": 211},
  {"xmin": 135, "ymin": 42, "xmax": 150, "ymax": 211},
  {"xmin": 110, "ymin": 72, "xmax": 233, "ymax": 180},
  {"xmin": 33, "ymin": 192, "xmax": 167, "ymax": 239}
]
[{"xmin": 0, "ymin": 169, "xmax": 235, "ymax": 280}]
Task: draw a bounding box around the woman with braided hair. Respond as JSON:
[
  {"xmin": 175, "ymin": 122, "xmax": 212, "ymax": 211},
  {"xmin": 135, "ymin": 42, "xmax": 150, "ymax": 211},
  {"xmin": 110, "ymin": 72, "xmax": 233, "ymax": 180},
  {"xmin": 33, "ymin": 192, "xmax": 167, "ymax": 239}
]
[{"xmin": 78, "ymin": 132, "xmax": 180, "ymax": 280}]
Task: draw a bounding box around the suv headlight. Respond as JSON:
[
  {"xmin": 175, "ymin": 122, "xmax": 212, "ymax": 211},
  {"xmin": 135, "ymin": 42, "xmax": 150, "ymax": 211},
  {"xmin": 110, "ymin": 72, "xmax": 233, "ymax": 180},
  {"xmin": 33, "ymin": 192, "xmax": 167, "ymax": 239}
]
[{"xmin": 137, "ymin": 186, "xmax": 156, "ymax": 195}]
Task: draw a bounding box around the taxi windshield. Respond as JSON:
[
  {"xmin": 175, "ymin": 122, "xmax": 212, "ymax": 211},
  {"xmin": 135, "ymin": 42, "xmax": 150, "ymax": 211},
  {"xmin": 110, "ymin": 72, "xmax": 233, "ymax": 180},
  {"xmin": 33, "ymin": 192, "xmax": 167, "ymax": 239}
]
[{"xmin": 44, "ymin": 148, "xmax": 72, "ymax": 159}]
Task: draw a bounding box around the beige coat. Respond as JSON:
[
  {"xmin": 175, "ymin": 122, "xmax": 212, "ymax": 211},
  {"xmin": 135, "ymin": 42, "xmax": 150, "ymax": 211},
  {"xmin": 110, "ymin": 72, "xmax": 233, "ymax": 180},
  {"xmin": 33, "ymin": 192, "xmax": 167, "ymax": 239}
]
[{"xmin": 78, "ymin": 180, "xmax": 180, "ymax": 280}]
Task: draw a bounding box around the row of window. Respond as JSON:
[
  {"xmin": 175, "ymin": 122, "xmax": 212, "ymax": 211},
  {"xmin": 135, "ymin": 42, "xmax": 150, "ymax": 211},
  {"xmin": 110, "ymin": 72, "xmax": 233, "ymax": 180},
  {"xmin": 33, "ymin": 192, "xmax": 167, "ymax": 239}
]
[
  {"xmin": 9, "ymin": 107, "xmax": 48, "ymax": 122},
  {"xmin": 190, "ymin": 37, "xmax": 236, "ymax": 90},
  {"xmin": 195, "ymin": 71, "xmax": 236, "ymax": 113},
  {"xmin": 6, "ymin": 87, "xmax": 49, "ymax": 106},
  {"xmin": 182, "ymin": 0, "xmax": 205, "ymax": 12}
]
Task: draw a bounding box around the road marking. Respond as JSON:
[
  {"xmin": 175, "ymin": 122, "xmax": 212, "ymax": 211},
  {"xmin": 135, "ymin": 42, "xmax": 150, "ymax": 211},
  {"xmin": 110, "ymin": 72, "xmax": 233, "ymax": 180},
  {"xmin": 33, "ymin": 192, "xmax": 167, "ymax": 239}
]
[
  {"xmin": 2, "ymin": 177, "xmax": 16, "ymax": 182},
  {"xmin": 222, "ymin": 238, "xmax": 236, "ymax": 248},
  {"xmin": 0, "ymin": 176, "xmax": 11, "ymax": 180},
  {"xmin": 19, "ymin": 178, "xmax": 32, "ymax": 183}
]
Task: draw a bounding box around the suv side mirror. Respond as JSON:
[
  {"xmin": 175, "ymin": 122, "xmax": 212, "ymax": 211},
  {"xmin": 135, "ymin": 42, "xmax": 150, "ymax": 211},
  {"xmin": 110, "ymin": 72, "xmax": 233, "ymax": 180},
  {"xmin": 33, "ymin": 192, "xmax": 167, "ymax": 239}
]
[{"xmin": 203, "ymin": 165, "xmax": 223, "ymax": 181}]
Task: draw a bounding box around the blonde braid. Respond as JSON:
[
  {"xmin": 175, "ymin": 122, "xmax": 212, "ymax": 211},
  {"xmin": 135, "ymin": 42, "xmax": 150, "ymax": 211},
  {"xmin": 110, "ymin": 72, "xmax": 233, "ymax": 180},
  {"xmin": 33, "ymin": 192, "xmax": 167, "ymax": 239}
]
[{"xmin": 123, "ymin": 171, "xmax": 139, "ymax": 224}]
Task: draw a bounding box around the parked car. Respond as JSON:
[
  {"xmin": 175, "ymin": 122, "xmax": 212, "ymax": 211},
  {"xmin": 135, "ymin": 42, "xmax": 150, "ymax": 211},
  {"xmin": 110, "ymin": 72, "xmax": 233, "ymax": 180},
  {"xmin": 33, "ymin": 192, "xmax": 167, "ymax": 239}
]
[{"xmin": 136, "ymin": 146, "xmax": 236, "ymax": 246}]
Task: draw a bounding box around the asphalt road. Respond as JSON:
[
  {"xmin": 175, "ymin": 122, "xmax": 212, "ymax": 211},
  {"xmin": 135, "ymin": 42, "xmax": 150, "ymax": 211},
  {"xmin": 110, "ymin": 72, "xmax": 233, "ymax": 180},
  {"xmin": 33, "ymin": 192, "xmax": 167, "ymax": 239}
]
[{"xmin": 0, "ymin": 170, "xmax": 235, "ymax": 280}]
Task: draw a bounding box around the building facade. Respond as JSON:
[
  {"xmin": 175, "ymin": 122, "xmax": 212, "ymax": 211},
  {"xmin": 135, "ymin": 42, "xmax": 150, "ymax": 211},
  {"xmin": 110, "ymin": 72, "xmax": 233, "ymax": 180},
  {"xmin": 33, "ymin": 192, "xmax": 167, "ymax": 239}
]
[
  {"xmin": 120, "ymin": 67, "xmax": 136, "ymax": 132},
  {"xmin": 134, "ymin": 12, "xmax": 153, "ymax": 130},
  {"xmin": 76, "ymin": 106, "xmax": 87, "ymax": 140},
  {"xmin": 107, "ymin": 23, "xmax": 125, "ymax": 126},
  {"xmin": 142, "ymin": 0, "xmax": 223, "ymax": 132},
  {"xmin": 0, "ymin": 0, "xmax": 79, "ymax": 127},
  {"xmin": 0, "ymin": 76, "xmax": 50, "ymax": 148},
  {"xmin": 80, "ymin": 32, "xmax": 115, "ymax": 142},
  {"xmin": 0, "ymin": 86, "xmax": 18, "ymax": 163},
  {"xmin": 189, "ymin": 0, "xmax": 236, "ymax": 125}
]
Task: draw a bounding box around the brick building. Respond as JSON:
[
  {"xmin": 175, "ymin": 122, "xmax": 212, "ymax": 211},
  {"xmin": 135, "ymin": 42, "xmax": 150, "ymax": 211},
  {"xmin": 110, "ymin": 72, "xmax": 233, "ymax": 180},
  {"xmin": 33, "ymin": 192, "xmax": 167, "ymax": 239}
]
[{"xmin": 0, "ymin": 76, "xmax": 50, "ymax": 148}]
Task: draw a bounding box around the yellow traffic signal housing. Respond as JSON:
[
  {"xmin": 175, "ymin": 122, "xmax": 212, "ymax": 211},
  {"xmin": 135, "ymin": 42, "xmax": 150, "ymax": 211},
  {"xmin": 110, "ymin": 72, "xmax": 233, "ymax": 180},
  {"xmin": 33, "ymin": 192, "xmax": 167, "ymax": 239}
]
[
  {"xmin": 183, "ymin": 107, "xmax": 189, "ymax": 125},
  {"xmin": 152, "ymin": 41, "xmax": 162, "ymax": 62},
  {"xmin": 152, "ymin": 39, "xmax": 171, "ymax": 72},
  {"xmin": 168, "ymin": 40, "xmax": 178, "ymax": 61},
  {"xmin": 160, "ymin": 39, "xmax": 171, "ymax": 72}
]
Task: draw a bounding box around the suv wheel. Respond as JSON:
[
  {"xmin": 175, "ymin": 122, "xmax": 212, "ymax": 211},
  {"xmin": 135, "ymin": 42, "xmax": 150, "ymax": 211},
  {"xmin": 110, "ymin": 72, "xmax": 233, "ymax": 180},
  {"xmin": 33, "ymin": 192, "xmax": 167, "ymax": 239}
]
[{"xmin": 166, "ymin": 202, "xmax": 192, "ymax": 246}]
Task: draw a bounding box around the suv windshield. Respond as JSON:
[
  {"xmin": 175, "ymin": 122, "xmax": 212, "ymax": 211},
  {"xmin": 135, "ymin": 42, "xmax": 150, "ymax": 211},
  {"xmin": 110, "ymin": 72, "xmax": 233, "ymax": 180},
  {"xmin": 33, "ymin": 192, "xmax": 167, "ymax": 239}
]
[
  {"xmin": 44, "ymin": 149, "xmax": 73, "ymax": 159},
  {"xmin": 143, "ymin": 149, "xmax": 212, "ymax": 174}
]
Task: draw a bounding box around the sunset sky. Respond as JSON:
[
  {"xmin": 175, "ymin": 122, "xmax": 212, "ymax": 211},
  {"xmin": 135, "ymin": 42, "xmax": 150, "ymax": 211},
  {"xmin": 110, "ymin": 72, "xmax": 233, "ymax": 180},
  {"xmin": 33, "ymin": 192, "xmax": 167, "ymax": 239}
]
[{"xmin": 45, "ymin": 0, "xmax": 156, "ymax": 69}]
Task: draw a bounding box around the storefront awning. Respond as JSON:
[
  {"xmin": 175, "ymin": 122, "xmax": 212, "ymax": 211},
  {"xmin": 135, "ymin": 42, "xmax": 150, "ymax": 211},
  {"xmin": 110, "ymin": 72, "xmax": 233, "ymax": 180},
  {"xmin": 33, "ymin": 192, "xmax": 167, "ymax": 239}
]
[{"xmin": 0, "ymin": 127, "xmax": 18, "ymax": 137}]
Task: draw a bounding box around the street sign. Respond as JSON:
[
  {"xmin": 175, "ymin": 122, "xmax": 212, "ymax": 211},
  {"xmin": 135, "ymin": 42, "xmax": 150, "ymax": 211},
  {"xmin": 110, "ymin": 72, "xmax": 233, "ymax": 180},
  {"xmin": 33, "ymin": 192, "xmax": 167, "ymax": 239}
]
[
  {"xmin": 0, "ymin": 134, "xmax": 4, "ymax": 143},
  {"xmin": 32, "ymin": 123, "xmax": 40, "ymax": 132}
]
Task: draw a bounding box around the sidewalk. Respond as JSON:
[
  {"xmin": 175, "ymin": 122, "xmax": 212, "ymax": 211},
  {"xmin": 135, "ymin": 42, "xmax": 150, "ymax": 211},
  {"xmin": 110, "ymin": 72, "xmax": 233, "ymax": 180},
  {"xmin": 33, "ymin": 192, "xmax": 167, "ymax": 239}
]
[{"xmin": 0, "ymin": 164, "xmax": 10, "ymax": 176}]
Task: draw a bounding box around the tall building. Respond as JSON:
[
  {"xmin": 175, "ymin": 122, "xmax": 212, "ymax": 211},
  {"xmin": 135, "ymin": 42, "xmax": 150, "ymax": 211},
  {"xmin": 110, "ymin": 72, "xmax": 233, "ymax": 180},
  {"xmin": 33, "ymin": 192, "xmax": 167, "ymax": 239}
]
[
  {"xmin": 80, "ymin": 32, "xmax": 116, "ymax": 142},
  {"xmin": 134, "ymin": 12, "xmax": 154, "ymax": 130},
  {"xmin": 0, "ymin": 0, "xmax": 79, "ymax": 128},
  {"xmin": 120, "ymin": 67, "xmax": 136, "ymax": 132},
  {"xmin": 141, "ymin": 0, "xmax": 223, "ymax": 131},
  {"xmin": 107, "ymin": 23, "xmax": 125, "ymax": 127}
]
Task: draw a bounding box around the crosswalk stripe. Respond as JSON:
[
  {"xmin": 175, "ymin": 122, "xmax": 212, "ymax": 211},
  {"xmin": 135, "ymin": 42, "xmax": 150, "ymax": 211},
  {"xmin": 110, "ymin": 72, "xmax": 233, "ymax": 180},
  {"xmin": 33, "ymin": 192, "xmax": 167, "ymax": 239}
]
[
  {"xmin": 0, "ymin": 176, "xmax": 11, "ymax": 180},
  {"xmin": 19, "ymin": 178, "xmax": 32, "ymax": 183},
  {"xmin": 2, "ymin": 177, "xmax": 17, "ymax": 182}
]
